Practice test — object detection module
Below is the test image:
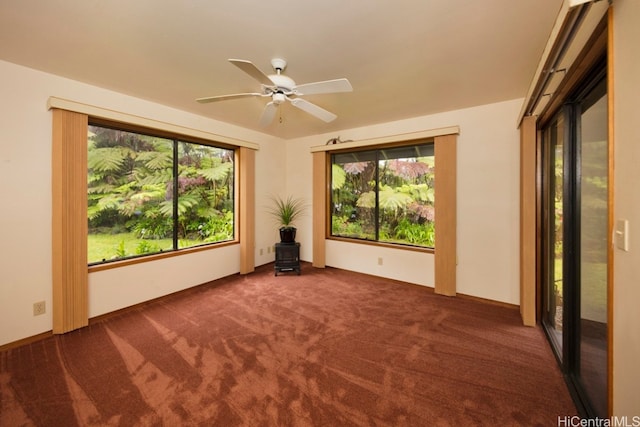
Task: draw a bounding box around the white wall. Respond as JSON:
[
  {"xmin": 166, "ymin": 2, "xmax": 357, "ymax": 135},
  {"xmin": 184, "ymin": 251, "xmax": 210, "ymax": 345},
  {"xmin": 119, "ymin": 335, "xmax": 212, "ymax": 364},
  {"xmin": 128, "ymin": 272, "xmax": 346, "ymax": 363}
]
[
  {"xmin": 285, "ymin": 99, "xmax": 522, "ymax": 304},
  {"xmin": 254, "ymin": 131, "xmax": 287, "ymax": 266},
  {"xmin": 90, "ymin": 245, "xmax": 241, "ymax": 317},
  {"xmin": 612, "ymin": 0, "xmax": 640, "ymax": 416},
  {"xmin": 0, "ymin": 60, "xmax": 284, "ymax": 346},
  {"xmin": 326, "ymin": 240, "xmax": 435, "ymax": 286}
]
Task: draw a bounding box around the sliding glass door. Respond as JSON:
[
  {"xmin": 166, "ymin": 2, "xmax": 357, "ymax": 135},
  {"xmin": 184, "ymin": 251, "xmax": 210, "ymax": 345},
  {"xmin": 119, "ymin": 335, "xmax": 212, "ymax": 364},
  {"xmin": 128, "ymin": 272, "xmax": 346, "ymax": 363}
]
[
  {"xmin": 542, "ymin": 113, "xmax": 565, "ymax": 358},
  {"xmin": 541, "ymin": 62, "xmax": 608, "ymax": 418},
  {"xmin": 576, "ymin": 75, "xmax": 608, "ymax": 418}
]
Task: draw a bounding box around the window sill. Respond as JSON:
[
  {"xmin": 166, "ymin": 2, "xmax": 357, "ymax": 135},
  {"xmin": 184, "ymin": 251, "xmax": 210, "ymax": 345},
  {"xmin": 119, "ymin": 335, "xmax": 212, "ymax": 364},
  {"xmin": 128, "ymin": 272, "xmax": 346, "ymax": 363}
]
[
  {"xmin": 326, "ymin": 236, "xmax": 434, "ymax": 254},
  {"xmin": 88, "ymin": 240, "xmax": 239, "ymax": 273}
]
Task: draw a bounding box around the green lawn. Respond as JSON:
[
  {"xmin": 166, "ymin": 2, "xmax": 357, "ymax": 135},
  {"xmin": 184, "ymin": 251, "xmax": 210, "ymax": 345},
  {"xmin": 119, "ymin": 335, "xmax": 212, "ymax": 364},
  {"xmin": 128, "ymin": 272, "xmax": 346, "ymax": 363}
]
[
  {"xmin": 581, "ymin": 261, "xmax": 607, "ymax": 322},
  {"xmin": 553, "ymin": 256, "xmax": 607, "ymax": 322},
  {"xmin": 88, "ymin": 232, "xmax": 203, "ymax": 263}
]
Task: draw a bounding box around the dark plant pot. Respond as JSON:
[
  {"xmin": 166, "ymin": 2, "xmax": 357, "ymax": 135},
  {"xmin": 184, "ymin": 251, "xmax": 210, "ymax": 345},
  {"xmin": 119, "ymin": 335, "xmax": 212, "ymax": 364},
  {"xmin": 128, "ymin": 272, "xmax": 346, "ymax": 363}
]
[{"xmin": 279, "ymin": 227, "xmax": 297, "ymax": 243}]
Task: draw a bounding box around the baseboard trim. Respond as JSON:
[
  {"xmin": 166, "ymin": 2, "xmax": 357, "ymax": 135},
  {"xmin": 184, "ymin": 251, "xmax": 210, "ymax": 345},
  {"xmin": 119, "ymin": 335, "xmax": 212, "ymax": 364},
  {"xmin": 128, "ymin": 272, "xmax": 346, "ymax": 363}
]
[
  {"xmin": 0, "ymin": 263, "xmax": 521, "ymax": 352},
  {"xmin": 0, "ymin": 330, "xmax": 53, "ymax": 352}
]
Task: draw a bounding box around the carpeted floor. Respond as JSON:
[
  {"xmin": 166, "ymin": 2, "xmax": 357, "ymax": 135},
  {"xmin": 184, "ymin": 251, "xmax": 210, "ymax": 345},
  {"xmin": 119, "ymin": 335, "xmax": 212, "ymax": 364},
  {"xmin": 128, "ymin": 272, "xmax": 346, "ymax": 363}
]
[{"xmin": 0, "ymin": 263, "xmax": 576, "ymax": 426}]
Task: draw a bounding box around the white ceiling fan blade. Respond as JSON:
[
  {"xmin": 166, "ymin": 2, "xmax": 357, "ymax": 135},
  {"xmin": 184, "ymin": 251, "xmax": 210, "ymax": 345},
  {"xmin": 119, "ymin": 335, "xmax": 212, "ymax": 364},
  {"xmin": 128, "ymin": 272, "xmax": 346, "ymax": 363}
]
[
  {"xmin": 290, "ymin": 98, "xmax": 337, "ymax": 122},
  {"xmin": 294, "ymin": 78, "xmax": 353, "ymax": 96},
  {"xmin": 196, "ymin": 92, "xmax": 262, "ymax": 103},
  {"xmin": 259, "ymin": 102, "xmax": 278, "ymax": 127},
  {"xmin": 229, "ymin": 59, "xmax": 275, "ymax": 86}
]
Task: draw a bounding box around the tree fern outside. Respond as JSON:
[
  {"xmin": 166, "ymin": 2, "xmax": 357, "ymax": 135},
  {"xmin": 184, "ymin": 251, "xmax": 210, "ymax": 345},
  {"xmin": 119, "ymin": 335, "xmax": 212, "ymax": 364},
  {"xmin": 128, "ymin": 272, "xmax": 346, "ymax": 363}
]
[
  {"xmin": 88, "ymin": 125, "xmax": 234, "ymax": 264},
  {"xmin": 331, "ymin": 143, "xmax": 435, "ymax": 248}
]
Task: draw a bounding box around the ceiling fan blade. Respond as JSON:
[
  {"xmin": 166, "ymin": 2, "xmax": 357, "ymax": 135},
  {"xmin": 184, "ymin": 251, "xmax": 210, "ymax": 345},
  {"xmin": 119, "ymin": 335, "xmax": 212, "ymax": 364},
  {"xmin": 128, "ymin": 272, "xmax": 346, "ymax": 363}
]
[
  {"xmin": 259, "ymin": 102, "xmax": 278, "ymax": 127},
  {"xmin": 294, "ymin": 78, "xmax": 353, "ymax": 96},
  {"xmin": 229, "ymin": 59, "xmax": 275, "ymax": 86},
  {"xmin": 196, "ymin": 92, "xmax": 262, "ymax": 103},
  {"xmin": 290, "ymin": 98, "xmax": 337, "ymax": 122}
]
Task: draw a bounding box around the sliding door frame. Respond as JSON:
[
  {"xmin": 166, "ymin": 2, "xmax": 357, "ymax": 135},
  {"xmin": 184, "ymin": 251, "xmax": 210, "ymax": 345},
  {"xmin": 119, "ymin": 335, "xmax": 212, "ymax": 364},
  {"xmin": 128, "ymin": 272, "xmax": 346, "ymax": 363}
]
[{"xmin": 539, "ymin": 53, "xmax": 610, "ymax": 419}]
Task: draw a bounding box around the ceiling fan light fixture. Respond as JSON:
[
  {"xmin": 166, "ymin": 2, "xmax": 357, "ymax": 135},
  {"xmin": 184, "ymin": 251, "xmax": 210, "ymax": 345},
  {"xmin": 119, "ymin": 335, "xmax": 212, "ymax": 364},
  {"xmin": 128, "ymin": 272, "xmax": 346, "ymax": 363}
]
[{"xmin": 272, "ymin": 93, "xmax": 286, "ymax": 105}]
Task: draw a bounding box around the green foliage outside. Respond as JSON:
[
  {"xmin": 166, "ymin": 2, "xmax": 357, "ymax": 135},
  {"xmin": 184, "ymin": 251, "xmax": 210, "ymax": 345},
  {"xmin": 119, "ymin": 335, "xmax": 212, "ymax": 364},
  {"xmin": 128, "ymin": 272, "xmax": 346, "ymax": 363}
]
[
  {"xmin": 550, "ymin": 136, "xmax": 608, "ymax": 323},
  {"xmin": 331, "ymin": 151, "xmax": 435, "ymax": 247},
  {"xmin": 88, "ymin": 233, "xmax": 213, "ymax": 262},
  {"xmin": 87, "ymin": 126, "xmax": 234, "ymax": 264}
]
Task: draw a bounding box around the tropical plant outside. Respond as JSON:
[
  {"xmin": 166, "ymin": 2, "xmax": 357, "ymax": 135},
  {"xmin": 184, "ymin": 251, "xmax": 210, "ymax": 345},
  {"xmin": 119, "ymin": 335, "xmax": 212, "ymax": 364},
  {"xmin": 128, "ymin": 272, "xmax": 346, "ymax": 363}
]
[
  {"xmin": 88, "ymin": 126, "xmax": 234, "ymax": 264},
  {"xmin": 331, "ymin": 144, "xmax": 435, "ymax": 248},
  {"xmin": 550, "ymin": 132, "xmax": 608, "ymax": 327}
]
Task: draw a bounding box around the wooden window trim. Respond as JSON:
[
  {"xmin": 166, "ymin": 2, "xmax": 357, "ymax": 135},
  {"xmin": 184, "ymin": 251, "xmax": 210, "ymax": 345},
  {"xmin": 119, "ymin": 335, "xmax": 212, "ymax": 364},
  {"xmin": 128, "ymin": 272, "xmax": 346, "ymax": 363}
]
[
  {"xmin": 48, "ymin": 96, "xmax": 259, "ymax": 150},
  {"xmin": 52, "ymin": 109, "xmax": 89, "ymax": 333},
  {"xmin": 239, "ymin": 147, "xmax": 255, "ymax": 274},
  {"xmin": 434, "ymin": 134, "xmax": 456, "ymax": 296},
  {"xmin": 520, "ymin": 115, "xmax": 537, "ymax": 326},
  {"xmin": 326, "ymin": 236, "xmax": 435, "ymax": 254}
]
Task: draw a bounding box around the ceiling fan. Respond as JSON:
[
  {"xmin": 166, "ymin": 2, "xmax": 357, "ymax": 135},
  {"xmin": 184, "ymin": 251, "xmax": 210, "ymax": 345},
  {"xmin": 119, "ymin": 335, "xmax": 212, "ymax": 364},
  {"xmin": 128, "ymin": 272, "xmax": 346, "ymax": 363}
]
[{"xmin": 196, "ymin": 58, "xmax": 353, "ymax": 126}]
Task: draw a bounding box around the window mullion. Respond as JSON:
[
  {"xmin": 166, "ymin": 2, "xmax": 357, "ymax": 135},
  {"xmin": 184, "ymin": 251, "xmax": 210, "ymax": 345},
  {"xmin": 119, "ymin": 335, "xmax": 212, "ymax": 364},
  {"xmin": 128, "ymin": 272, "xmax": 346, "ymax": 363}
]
[
  {"xmin": 173, "ymin": 140, "xmax": 179, "ymax": 250},
  {"xmin": 375, "ymin": 150, "xmax": 380, "ymax": 242}
]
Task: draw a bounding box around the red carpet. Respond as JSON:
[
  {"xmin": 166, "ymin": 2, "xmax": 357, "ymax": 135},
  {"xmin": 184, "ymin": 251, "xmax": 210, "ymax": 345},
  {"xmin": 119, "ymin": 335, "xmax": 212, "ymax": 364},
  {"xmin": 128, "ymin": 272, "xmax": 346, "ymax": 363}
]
[{"xmin": 0, "ymin": 263, "xmax": 576, "ymax": 426}]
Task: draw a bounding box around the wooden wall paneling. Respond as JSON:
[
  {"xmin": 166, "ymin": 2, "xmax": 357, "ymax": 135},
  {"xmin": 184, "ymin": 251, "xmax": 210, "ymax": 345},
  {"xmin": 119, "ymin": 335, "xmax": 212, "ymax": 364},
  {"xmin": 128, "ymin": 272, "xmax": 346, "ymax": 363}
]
[
  {"xmin": 520, "ymin": 115, "xmax": 538, "ymax": 326},
  {"xmin": 312, "ymin": 151, "xmax": 326, "ymax": 268},
  {"xmin": 606, "ymin": 5, "xmax": 614, "ymax": 415},
  {"xmin": 52, "ymin": 109, "xmax": 89, "ymax": 333},
  {"xmin": 434, "ymin": 134, "xmax": 457, "ymax": 296},
  {"xmin": 239, "ymin": 147, "xmax": 255, "ymax": 274}
]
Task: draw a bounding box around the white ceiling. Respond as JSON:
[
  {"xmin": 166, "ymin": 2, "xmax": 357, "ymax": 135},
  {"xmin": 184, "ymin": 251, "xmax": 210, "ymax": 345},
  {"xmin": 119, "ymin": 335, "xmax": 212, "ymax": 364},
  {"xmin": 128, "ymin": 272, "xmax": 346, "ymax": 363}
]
[{"xmin": 0, "ymin": 0, "xmax": 562, "ymax": 139}]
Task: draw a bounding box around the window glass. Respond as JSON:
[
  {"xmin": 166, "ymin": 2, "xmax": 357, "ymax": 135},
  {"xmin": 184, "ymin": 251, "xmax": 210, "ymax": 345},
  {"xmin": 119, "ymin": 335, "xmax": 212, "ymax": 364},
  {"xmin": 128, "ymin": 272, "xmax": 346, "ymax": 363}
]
[
  {"xmin": 87, "ymin": 125, "xmax": 234, "ymax": 264},
  {"xmin": 176, "ymin": 141, "xmax": 234, "ymax": 249},
  {"xmin": 330, "ymin": 142, "xmax": 435, "ymax": 248}
]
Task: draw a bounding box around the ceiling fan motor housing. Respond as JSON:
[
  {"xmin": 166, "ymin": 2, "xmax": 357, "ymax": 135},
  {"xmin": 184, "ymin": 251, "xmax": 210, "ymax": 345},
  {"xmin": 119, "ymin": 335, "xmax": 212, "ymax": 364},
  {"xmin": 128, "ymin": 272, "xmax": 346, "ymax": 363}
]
[
  {"xmin": 197, "ymin": 58, "xmax": 352, "ymax": 126},
  {"xmin": 267, "ymin": 74, "xmax": 296, "ymax": 93}
]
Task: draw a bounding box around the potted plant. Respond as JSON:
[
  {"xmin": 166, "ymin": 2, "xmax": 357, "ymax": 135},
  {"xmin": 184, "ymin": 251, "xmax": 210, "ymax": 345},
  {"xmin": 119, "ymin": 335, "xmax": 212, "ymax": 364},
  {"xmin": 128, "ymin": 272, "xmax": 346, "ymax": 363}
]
[{"xmin": 267, "ymin": 195, "xmax": 305, "ymax": 243}]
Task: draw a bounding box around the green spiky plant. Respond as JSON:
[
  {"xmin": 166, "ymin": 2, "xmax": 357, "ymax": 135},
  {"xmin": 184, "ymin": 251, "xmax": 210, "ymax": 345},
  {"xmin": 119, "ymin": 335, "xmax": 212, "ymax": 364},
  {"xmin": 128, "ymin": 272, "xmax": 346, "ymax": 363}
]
[
  {"xmin": 267, "ymin": 195, "xmax": 306, "ymax": 243},
  {"xmin": 268, "ymin": 195, "xmax": 305, "ymax": 229}
]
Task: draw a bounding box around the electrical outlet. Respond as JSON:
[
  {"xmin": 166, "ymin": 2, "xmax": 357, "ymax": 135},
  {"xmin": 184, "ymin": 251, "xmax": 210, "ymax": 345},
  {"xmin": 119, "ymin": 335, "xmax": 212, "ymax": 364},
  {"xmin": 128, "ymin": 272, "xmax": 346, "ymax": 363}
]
[
  {"xmin": 260, "ymin": 248, "xmax": 264, "ymax": 255},
  {"xmin": 267, "ymin": 246, "xmax": 271, "ymax": 253},
  {"xmin": 377, "ymin": 257, "xmax": 383, "ymax": 266},
  {"xmin": 33, "ymin": 301, "xmax": 46, "ymax": 316}
]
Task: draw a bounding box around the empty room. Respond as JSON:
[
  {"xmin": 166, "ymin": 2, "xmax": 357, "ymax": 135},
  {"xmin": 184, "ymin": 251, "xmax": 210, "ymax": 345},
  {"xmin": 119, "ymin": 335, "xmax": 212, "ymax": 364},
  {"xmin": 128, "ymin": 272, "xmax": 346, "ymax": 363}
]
[{"xmin": 0, "ymin": 0, "xmax": 638, "ymax": 425}]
